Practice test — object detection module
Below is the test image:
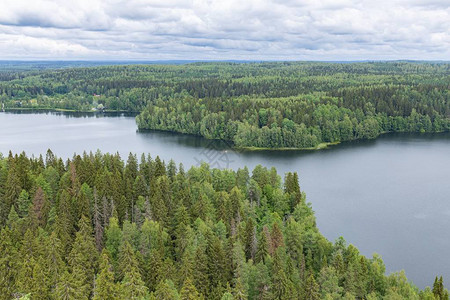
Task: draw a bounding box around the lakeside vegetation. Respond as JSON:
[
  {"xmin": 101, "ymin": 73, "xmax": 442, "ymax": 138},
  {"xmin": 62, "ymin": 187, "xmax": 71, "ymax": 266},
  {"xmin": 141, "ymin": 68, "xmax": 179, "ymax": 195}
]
[
  {"xmin": 0, "ymin": 61, "xmax": 449, "ymax": 149},
  {"xmin": 0, "ymin": 150, "xmax": 448, "ymax": 299}
]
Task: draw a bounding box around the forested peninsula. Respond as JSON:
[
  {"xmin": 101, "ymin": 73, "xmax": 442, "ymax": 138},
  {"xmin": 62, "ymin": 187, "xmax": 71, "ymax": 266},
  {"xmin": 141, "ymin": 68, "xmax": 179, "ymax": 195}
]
[
  {"xmin": 0, "ymin": 150, "xmax": 448, "ymax": 299},
  {"xmin": 1, "ymin": 62, "xmax": 449, "ymax": 150}
]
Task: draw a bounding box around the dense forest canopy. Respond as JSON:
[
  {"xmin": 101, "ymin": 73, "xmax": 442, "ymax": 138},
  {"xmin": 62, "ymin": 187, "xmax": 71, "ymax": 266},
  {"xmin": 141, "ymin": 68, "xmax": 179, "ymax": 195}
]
[
  {"xmin": 1, "ymin": 61, "xmax": 449, "ymax": 149},
  {"xmin": 0, "ymin": 150, "xmax": 447, "ymax": 299}
]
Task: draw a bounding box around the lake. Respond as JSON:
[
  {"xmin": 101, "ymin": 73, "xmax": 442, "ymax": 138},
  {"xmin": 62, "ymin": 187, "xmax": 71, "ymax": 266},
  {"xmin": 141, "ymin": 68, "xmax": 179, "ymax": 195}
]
[{"xmin": 1, "ymin": 111, "xmax": 450, "ymax": 289}]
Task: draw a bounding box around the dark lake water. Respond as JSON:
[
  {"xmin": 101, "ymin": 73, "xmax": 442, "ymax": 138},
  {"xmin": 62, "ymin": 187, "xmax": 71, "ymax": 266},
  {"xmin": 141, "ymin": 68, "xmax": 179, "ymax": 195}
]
[{"xmin": 1, "ymin": 111, "xmax": 450, "ymax": 288}]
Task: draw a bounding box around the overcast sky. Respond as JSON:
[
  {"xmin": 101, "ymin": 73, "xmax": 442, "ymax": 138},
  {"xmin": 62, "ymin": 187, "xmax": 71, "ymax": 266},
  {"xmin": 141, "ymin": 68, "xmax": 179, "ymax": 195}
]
[{"xmin": 0, "ymin": 0, "xmax": 449, "ymax": 61}]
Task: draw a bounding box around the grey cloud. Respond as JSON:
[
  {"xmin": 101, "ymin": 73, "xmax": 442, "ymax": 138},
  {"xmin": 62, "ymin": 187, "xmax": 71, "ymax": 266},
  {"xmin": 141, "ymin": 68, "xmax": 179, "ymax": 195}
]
[{"xmin": 0, "ymin": 0, "xmax": 448, "ymax": 60}]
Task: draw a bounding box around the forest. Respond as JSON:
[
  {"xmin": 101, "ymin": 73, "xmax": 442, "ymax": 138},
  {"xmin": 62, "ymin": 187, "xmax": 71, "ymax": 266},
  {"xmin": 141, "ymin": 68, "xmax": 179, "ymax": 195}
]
[
  {"xmin": 0, "ymin": 150, "xmax": 448, "ymax": 299},
  {"xmin": 0, "ymin": 62, "xmax": 449, "ymax": 149}
]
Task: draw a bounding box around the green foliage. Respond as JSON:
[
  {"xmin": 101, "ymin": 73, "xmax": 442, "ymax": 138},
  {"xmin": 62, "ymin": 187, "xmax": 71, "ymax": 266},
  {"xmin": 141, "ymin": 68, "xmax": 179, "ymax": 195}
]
[
  {"xmin": 0, "ymin": 151, "xmax": 445, "ymax": 299},
  {"xmin": 1, "ymin": 62, "xmax": 448, "ymax": 149},
  {"xmin": 93, "ymin": 250, "xmax": 120, "ymax": 300}
]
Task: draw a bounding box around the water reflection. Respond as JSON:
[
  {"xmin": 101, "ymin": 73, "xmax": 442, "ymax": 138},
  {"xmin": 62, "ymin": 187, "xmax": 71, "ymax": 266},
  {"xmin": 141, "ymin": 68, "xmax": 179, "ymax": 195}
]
[{"xmin": 1, "ymin": 111, "xmax": 450, "ymax": 289}]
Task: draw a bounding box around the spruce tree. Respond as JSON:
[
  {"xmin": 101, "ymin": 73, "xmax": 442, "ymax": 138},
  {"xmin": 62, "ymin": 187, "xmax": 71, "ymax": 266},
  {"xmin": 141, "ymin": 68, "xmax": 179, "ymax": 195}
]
[
  {"xmin": 68, "ymin": 216, "xmax": 98, "ymax": 299},
  {"xmin": 304, "ymin": 273, "xmax": 320, "ymax": 300},
  {"xmin": 17, "ymin": 189, "xmax": 30, "ymax": 218},
  {"xmin": 94, "ymin": 250, "xmax": 120, "ymax": 300},
  {"xmin": 0, "ymin": 228, "xmax": 17, "ymax": 299},
  {"xmin": 53, "ymin": 271, "xmax": 84, "ymax": 300},
  {"xmin": 255, "ymin": 228, "xmax": 269, "ymax": 263},
  {"xmin": 154, "ymin": 279, "xmax": 179, "ymax": 299},
  {"xmin": 180, "ymin": 277, "xmax": 202, "ymax": 300},
  {"xmin": 120, "ymin": 260, "xmax": 148, "ymax": 299}
]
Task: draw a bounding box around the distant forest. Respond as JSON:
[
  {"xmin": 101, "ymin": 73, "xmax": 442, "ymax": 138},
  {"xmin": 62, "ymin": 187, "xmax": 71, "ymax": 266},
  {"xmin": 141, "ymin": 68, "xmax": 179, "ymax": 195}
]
[
  {"xmin": 0, "ymin": 150, "xmax": 447, "ymax": 299},
  {"xmin": 1, "ymin": 61, "xmax": 449, "ymax": 149}
]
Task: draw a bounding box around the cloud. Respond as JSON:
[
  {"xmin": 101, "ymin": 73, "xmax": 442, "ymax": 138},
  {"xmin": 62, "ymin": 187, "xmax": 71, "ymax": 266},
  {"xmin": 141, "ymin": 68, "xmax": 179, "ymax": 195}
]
[{"xmin": 0, "ymin": 0, "xmax": 448, "ymax": 60}]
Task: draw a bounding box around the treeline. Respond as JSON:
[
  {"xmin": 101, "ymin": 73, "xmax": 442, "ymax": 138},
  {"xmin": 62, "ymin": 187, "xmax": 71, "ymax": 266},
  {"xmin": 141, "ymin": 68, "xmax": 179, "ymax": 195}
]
[
  {"xmin": 0, "ymin": 150, "xmax": 447, "ymax": 299},
  {"xmin": 136, "ymin": 88, "xmax": 450, "ymax": 149},
  {"xmin": 0, "ymin": 62, "xmax": 448, "ymax": 148}
]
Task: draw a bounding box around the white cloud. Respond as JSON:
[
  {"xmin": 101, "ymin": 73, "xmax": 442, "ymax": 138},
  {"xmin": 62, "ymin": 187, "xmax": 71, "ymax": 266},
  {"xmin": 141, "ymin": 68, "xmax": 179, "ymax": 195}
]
[{"xmin": 0, "ymin": 0, "xmax": 448, "ymax": 60}]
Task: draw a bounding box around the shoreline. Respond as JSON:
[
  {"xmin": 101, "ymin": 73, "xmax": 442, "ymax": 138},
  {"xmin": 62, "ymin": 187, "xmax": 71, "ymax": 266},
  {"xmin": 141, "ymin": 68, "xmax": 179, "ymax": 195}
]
[
  {"xmin": 234, "ymin": 141, "xmax": 341, "ymax": 151},
  {"xmin": 2, "ymin": 107, "xmax": 138, "ymax": 114},
  {"xmin": 138, "ymin": 127, "xmax": 343, "ymax": 151}
]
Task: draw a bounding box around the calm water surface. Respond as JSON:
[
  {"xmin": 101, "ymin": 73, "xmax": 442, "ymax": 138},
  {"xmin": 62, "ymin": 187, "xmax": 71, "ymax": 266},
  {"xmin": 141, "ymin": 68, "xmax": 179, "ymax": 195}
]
[{"xmin": 1, "ymin": 111, "xmax": 450, "ymax": 288}]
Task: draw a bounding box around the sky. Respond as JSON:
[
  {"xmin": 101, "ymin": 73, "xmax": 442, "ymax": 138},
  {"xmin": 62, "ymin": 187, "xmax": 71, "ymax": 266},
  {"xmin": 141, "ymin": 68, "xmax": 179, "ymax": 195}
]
[{"xmin": 0, "ymin": 0, "xmax": 449, "ymax": 61}]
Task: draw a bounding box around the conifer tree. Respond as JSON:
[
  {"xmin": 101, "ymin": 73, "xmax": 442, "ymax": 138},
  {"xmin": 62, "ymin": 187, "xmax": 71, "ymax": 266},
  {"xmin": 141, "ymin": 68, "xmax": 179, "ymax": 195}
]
[
  {"xmin": 193, "ymin": 243, "xmax": 209, "ymax": 297},
  {"xmin": 40, "ymin": 231, "xmax": 66, "ymax": 291},
  {"xmin": 244, "ymin": 217, "xmax": 257, "ymax": 260},
  {"xmin": 180, "ymin": 277, "xmax": 202, "ymax": 300},
  {"xmin": 304, "ymin": 273, "xmax": 320, "ymax": 300},
  {"xmin": 93, "ymin": 189, "xmax": 103, "ymax": 251},
  {"xmin": 433, "ymin": 276, "xmax": 449, "ymax": 300},
  {"xmin": 53, "ymin": 271, "xmax": 84, "ymax": 300},
  {"xmin": 30, "ymin": 259, "xmax": 50, "ymax": 300},
  {"xmin": 68, "ymin": 216, "xmax": 98, "ymax": 299},
  {"xmin": 16, "ymin": 256, "xmax": 36, "ymax": 297},
  {"xmin": 30, "ymin": 186, "xmax": 49, "ymax": 229},
  {"xmin": 118, "ymin": 241, "xmax": 140, "ymax": 281},
  {"xmin": 0, "ymin": 228, "xmax": 17, "ymax": 299},
  {"xmin": 94, "ymin": 250, "xmax": 120, "ymax": 300},
  {"xmin": 255, "ymin": 227, "xmax": 270, "ymax": 263},
  {"xmin": 154, "ymin": 279, "xmax": 179, "ymax": 299},
  {"xmin": 120, "ymin": 256, "xmax": 148, "ymax": 300},
  {"xmin": 105, "ymin": 217, "xmax": 123, "ymax": 263},
  {"xmin": 271, "ymin": 222, "xmax": 284, "ymax": 252},
  {"xmin": 55, "ymin": 190, "xmax": 75, "ymax": 255},
  {"xmin": 206, "ymin": 232, "xmax": 228, "ymax": 298},
  {"xmin": 220, "ymin": 292, "xmax": 234, "ymax": 300},
  {"xmin": 145, "ymin": 248, "xmax": 164, "ymax": 291},
  {"xmin": 17, "ymin": 189, "xmax": 31, "ymax": 218}
]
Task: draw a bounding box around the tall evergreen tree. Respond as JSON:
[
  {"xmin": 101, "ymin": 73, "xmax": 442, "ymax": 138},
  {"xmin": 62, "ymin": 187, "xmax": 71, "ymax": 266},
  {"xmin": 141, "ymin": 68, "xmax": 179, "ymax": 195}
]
[
  {"xmin": 68, "ymin": 216, "xmax": 98, "ymax": 299},
  {"xmin": 93, "ymin": 250, "xmax": 120, "ymax": 300},
  {"xmin": 180, "ymin": 277, "xmax": 202, "ymax": 300}
]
